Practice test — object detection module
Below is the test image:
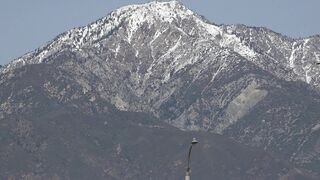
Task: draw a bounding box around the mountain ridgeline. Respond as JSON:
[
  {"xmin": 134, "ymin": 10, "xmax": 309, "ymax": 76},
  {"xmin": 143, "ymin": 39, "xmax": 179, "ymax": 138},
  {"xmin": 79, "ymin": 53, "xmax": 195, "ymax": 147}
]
[{"xmin": 0, "ymin": 1, "xmax": 320, "ymax": 179}]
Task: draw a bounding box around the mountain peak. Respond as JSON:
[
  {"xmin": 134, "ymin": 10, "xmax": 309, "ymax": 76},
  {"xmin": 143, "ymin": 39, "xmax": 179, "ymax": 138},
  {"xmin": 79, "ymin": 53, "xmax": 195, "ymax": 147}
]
[
  {"xmin": 125, "ymin": 0, "xmax": 183, "ymax": 9},
  {"xmin": 0, "ymin": 0, "xmax": 203, "ymax": 70},
  {"xmin": 108, "ymin": 0, "xmax": 194, "ymax": 40},
  {"xmin": 2, "ymin": 0, "xmax": 319, "ymax": 92}
]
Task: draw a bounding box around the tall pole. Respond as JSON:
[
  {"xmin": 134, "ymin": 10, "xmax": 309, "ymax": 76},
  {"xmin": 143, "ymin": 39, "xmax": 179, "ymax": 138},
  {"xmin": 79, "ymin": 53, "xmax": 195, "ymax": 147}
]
[{"xmin": 185, "ymin": 138, "xmax": 198, "ymax": 180}]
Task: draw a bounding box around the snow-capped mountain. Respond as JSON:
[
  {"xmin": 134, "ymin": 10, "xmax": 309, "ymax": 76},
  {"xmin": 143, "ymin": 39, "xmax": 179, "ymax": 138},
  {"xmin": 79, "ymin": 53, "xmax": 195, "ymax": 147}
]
[
  {"xmin": 2, "ymin": 1, "xmax": 320, "ymax": 88},
  {"xmin": 1, "ymin": 0, "xmax": 320, "ymax": 178}
]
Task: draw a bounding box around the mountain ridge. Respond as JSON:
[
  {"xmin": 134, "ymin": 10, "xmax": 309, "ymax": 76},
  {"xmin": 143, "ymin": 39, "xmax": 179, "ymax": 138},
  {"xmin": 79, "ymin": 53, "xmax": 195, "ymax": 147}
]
[
  {"xmin": 2, "ymin": 0, "xmax": 319, "ymax": 87},
  {"xmin": 0, "ymin": 63, "xmax": 317, "ymax": 179},
  {"xmin": 1, "ymin": 0, "xmax": 320, "ymax": 177}
]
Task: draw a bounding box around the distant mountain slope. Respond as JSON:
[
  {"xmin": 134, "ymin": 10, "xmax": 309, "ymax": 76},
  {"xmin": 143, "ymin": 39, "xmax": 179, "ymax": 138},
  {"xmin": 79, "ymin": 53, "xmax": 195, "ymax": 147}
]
[
  {"xmin": 1, "ymin": 64, "xmax": 316, "ymax": 179},
  {"xmin": 0, "ymin": 0, "xmax": 320, "ymax": 177}
]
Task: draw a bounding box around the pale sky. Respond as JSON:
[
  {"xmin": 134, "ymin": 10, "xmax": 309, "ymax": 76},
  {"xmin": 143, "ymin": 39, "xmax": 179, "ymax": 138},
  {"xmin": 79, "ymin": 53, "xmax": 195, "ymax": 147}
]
[{"xmin": 1, "ymin": 0, "xmax": 319, "ymax": 65}]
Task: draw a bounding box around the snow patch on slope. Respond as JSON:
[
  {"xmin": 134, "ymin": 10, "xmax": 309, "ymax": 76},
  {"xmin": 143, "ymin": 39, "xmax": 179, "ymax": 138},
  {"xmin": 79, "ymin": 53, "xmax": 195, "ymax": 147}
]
[
  {"xmin": 303, "ymin": 64, "xmax": 313, "ymax": 83},
  {"xmin": 220, "ymin": 33, "xmax": 256, "ymax": 59},
  {"xmin": 315, "ymin": 52, "xmax": 320, "ymax": 63},
  {"xmin": 311, "ymin": 124, "xmax": 320, "ymax": 132},
  {"xmin": 289, "ymin": 42, "xmax": 297, "ymax": 68}
]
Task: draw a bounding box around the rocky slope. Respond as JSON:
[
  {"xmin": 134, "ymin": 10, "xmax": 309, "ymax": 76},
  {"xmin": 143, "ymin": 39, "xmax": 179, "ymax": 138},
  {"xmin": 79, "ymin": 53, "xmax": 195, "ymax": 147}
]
[
  {"xmin": 1, "ymin": 64, "xmax": 315, "ymax": 180},
  {"xmin": 1, "ymin": 0, "xmax": 320, "ymax": 177}
]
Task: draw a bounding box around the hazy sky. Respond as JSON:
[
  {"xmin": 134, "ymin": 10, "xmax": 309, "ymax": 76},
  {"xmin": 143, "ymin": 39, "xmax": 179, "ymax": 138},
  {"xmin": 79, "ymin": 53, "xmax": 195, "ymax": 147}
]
[{"xmin": 1, "ymin": 0, "xmax": 319, "ymax": 65}]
